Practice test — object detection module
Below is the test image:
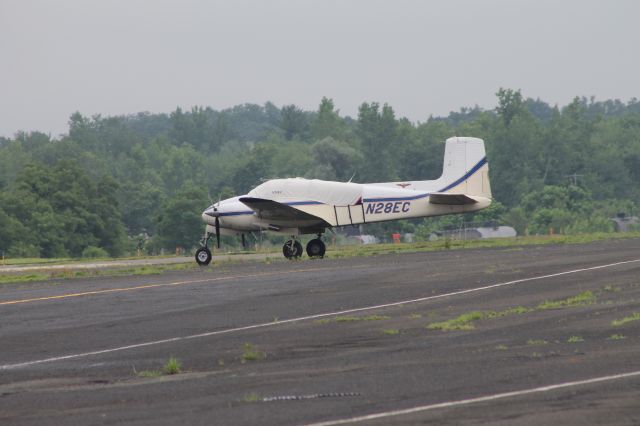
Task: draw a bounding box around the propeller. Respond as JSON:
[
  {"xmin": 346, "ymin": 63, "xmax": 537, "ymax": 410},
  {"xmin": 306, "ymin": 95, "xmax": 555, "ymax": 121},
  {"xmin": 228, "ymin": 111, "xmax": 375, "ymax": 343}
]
[
  {"xmin": 206, "ymin": 190, "xmax": 221, "ymax": 249},
  {"xmin": 241, "ymin": 233, "xmax": 246, "ymax": 249},
  {"xmin": 215, "ymin": 216, "xmax": 221, "ymax": 249}
]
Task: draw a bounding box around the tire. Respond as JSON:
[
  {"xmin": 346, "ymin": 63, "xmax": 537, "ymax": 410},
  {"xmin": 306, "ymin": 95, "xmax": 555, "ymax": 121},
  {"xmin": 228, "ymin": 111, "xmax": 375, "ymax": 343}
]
[
  {"xmin": 195, "ymin": 247, "xmax": 212, "ymax": 266},
  {"xmin": 283, "ymin": 240, "xmax": 303, "ymax": 259},
  {"xmin": 306, "ymin": 238, "xmax": 326, "ymax": 258}
]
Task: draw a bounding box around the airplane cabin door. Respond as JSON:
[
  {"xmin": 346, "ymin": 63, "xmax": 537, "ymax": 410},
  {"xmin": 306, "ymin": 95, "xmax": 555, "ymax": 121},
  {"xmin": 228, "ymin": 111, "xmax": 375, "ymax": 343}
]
[
  {"xmin": 334, "ymin": 206, "xmax": 351, "ymax": 226},
  {"xmin": 334, "ymin": 205, "xmax": 365, "ymax": 226}
]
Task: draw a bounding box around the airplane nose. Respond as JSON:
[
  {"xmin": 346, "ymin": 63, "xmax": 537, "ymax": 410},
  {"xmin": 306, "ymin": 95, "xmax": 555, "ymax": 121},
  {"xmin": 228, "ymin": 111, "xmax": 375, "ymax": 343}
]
[
  {"xmin": 202, "ymin": 207, "xmax": 220, "ymax": 225},
  {"xmin": 203, "ymin": 207, "xmax": 219, "ymax": 218}
]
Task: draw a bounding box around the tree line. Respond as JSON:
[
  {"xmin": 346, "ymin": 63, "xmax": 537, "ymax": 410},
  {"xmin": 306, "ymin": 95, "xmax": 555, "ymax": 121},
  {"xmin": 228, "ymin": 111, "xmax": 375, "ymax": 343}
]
[{"xmin": 1, "ymin": 90, "xmax": 639, "ymax": 258}]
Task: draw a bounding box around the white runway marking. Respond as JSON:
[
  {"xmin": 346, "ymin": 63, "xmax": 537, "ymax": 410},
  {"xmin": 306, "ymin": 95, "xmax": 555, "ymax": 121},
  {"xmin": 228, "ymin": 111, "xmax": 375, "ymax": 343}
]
[
  {"xmin": 1, "ymin": 258, "xmax": 638, "ymax": 370},
  {"xmin": 305, "ymin": 369, "xmax": 640, "ymax": 425}
]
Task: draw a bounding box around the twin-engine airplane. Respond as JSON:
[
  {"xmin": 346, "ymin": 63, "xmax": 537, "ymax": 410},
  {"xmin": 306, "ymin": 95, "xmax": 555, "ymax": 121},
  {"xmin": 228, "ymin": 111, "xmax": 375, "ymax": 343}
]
[{"xmin": 196, "ymin": 136, "xmax": 492, "ymax": 265}]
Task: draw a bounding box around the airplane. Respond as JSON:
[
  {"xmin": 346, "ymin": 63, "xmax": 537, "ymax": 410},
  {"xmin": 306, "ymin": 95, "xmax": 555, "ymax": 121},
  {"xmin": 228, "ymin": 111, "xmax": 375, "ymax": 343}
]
[{"xmin": 195, "ymin": 136, "xmax": 492, "ymax": 265}]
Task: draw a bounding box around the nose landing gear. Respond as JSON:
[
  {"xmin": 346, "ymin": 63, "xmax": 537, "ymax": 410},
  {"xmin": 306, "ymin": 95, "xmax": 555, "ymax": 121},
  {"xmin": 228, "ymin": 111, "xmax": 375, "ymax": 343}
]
[
  {"xmin": 195, "ymin": 247, "xmax": 212, "ymax": 266},
  {"xmin": 195, "ymin": 232, "xmax": 213, "ymax": 266}
]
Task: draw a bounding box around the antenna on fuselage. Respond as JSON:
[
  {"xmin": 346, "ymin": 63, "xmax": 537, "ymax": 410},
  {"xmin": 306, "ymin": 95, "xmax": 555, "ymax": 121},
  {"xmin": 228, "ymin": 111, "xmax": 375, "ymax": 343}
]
[{"xmin": 347, "ymin": 172, "xmax": 356, "ymax": 183}]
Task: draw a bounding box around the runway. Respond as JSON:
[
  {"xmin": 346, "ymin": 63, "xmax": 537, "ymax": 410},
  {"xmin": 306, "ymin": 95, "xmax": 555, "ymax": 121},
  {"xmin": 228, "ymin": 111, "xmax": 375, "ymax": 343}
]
[{"xmin": 1, "ymin": 238, "xmax": 639, "ymax": 425}]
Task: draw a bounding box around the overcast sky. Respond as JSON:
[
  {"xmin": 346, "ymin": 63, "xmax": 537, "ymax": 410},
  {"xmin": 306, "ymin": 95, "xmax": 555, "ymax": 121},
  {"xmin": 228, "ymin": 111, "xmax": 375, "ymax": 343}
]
[{"xmin": 1, "ymin": 0, "xmax": 638, "ymax": 137}]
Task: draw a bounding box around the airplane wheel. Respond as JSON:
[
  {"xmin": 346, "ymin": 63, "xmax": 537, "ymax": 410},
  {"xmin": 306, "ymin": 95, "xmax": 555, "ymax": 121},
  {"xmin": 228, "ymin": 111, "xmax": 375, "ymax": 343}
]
[
  {"xmin": 306, "ymin": 239, "xmax": 326, "ymax": 258},
  {"xmin": 283, "ymin": 240, "xmax": 303, "ymax": 259},
  {"xmin": 195, "ymin": 247, "xmax": 212, "ymax": 266}
]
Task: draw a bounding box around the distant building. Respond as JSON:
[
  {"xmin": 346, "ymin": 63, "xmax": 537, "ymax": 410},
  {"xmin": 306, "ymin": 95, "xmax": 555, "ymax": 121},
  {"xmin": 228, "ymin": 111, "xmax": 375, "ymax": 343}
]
[
  {"xmin": 347, "ymin": 235, "xmax": 379, "ymax": 245},
  {"xmin": 477, "ymin": 226, "xmax": 517, "ymax": 239},
  {"xmin": 610, "ymin": 213, "xmax": 639, "ymax": 232},
  {"xmin": 430, "ymin": 222, "xmax": 517, "ymax": 241},
  {"xmin": 337, "ymin": 224, "xmax": 379, "ymax": 244}
]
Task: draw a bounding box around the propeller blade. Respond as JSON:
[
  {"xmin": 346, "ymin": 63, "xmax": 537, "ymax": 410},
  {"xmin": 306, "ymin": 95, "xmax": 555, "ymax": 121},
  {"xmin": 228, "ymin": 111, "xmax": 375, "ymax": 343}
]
[
  {"xmin": 241, "ymin": 233, "xmax": 246, "ymax": 249},
  {"xmin": 215, "ymin": 217, "xmax": 221, "ymax": 249}
]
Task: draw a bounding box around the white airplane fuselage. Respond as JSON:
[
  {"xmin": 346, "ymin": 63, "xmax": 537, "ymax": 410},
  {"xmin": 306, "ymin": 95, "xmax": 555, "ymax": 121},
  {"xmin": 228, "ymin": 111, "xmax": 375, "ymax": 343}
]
[
  {"xmin": 201, "ymin": 137, "xmax": 492, "ymax": 238},
  {"xmin": 202, "ymin": 180, "xmax": 491, "ymax": 236}
]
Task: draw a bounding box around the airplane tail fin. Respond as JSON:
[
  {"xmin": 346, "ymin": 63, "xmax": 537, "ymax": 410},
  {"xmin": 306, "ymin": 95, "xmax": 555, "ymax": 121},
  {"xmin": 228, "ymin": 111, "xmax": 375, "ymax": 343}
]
[{"xmin": 436, "ymin": 136, "xmax": 491, "ymax": 198}]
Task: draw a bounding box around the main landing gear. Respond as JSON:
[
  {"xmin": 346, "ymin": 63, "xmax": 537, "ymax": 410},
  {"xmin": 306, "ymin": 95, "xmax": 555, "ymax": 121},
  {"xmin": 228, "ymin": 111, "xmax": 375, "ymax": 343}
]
[
  {"xmin": 283, "ymin": 239, "xmax": 303, "ymax": 259},
  {"xmin": 306, "ymin": 237, "xmax": 326, "ymax": 258},
  {"xmin": 282, "ymin": 235, "xmax": 326, "ymax": 260}
]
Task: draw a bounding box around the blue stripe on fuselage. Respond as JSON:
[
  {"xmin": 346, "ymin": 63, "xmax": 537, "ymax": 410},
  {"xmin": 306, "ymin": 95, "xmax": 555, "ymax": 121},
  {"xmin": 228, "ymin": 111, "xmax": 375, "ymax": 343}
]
[
  {"xmin": 363, "ymin": 192, "xmax": 430, "ymax": 203},
  {"xmin": 219, "ymin": 211, "xmax": 254, "ymax": 217}
]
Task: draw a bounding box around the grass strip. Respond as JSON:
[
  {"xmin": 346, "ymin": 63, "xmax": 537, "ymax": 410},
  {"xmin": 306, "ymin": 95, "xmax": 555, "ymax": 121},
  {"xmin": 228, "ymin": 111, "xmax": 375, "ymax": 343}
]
[
  {"xmin": 427, "ymin": 291, "xmax": 597, "ymax": 331},
  {"xmin": 611, "ymin": 312, "xmax": 640, "ymax": 326}
]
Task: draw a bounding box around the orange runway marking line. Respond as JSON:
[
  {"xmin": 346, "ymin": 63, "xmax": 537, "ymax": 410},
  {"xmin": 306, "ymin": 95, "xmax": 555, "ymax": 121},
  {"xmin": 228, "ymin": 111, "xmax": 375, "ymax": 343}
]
[{"xmin": 0, "ymin": 266, "xmax": 359, "ymax": 306}]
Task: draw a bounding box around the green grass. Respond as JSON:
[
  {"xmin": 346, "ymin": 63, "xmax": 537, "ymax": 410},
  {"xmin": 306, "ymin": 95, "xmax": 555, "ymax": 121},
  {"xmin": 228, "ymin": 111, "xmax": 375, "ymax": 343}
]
[
  {"xmin": 608, "ymin": 334, "xmax": 626, "ymax": 340},
  {"xmin": 427, "ymin": 290, "xmax": 599, "ymax": 332},
  {"xmin": 241, "ymin": 343, "xmax": 265, "ymax": 362},
  {"xmin": 324, "ymin": 232, "xmax": 640, "ymax": 260},
  {"xmin": 485, "ymin": 306, "xmax": 533, "ymax": 318},
  {"xmin": 495, "ymin": 344, "xmax": 508, "ymax": 350},
  {"xmin": 347, "ymin": 314, "xmax": 389, "ymax": 322},
  {"xmin": 537, "ymin": 291, "xmax": 596, "ymax": 310},
  {"xmin": 0, "ymin": 263, "xmax": 198, "ymax": 285},
  {"xmin": 137, "ymin": 369, "xmax": 163, "ymax": 377},
  {"xmin": 527, "ymin": 339, "xmax": 548, "ymax": 346},
  {"xmin": 135, "ymin": 356, "xmax": 182, "ymax": 377},
  {"xmin": 334, "ymin": 316, "xmax": 362, "ymax": 323},
  {"xmin": 317, "ymin": 315, "xmax": 391, "ymax": 324},
  {"xmin": 0, "ymin": 273, "xmax": 49, "ymax": 284},
  {"xmin": 163, "ymin": 356, "xmax": 182, "ymax": 375},
  {"xmin": 0, "ymin": 257, "xmax": 72, "ymax": 266},
  {"xmin": 315, "ymin": 315, "xmax": 391, "ymax": 324},
  {"xmin": 611, "ymin": 312, "xmax": 640, "ymax": 326},
  {"xmin": 427, "ymin": 311, "xmax": 484, "ymax": 331},
  {"xmin": 567, "ymin": 336, "xmax": 584, "ymax": 343},
  {"xmin": 243, "ymin": 393, "xmax": 261, "ymax": 402},
  {"xmin": 382, "ymin": 329, "xmax": 400, "ymax": 335}
]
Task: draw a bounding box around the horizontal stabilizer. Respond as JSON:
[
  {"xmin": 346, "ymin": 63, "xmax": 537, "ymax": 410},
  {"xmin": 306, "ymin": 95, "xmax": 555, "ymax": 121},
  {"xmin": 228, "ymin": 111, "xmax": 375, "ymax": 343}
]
[
  {"xmin": 239, "ymin": 197, "xmax": 329, "ymax": 224},
  {"xmin": 428, "ymin": 192, "xmax": 478, "ymax": 205}
]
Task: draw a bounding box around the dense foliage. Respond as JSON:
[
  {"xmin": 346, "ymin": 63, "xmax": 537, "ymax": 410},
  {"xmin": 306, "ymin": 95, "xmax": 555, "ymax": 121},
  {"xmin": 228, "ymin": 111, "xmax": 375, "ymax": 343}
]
[{"xmin": 1, "ymin": 91, "xmax": 639, "ymax": 257}]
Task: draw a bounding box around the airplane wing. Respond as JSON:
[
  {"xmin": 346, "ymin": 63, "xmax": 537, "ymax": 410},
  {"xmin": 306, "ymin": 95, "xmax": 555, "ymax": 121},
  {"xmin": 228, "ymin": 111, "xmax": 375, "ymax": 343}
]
[
  {"xmin": 239, "ymin": 197, "xmax": 331, "ymax": 224},
  {"xmin": 428, "ymin": 192, "xmax": 478, "ymax": 205}
]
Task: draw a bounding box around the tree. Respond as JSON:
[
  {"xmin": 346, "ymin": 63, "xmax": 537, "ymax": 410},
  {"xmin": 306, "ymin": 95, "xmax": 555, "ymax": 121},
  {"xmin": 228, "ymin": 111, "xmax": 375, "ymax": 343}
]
[
  {"xmin": 358, "ymin": 102, "xmax": 398, "ymax": 182},
  {"xmin": 310, "ymin": 97, "xmax": 347, "ymax": 141},
  {"xmin": 306, "ymin": 137, "xmax": 362, "ymax": 181},
  {"xmin": 496, "ymin": 88, "xmax": 524, "ymax": 126},
  {"xmin": 280, "ymin": 104, "xmax": 308, "ymax": 140},
  {"xmin": 156, "ymin": 187, "xmax": 208, "ymax": 250}
]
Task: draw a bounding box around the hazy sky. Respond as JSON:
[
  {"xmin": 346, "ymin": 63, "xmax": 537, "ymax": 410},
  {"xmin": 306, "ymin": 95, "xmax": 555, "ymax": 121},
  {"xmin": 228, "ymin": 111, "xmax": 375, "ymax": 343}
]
[{"xmin": 1, "ymin": 0, "xmax": 638, "ymax": 137}]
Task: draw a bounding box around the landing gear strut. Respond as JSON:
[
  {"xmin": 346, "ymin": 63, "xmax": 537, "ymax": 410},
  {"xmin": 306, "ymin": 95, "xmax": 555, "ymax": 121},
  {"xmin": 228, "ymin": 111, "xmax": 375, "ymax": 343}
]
[
  {"xmin": 195, "ymin": 232, "xmax": 213, "ymax": 266},
  {"xmin": 283, "ymin": 238, "xmax": 303, "ymax": 259},
  {"xmin": 306, "ymin": 235, "xmax": 326, "ymax": 258}
]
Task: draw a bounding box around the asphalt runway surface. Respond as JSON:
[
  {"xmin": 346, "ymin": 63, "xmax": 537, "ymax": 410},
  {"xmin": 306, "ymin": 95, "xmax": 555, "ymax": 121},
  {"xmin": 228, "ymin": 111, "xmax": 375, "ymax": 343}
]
[{"xmin": 1, "ymin": 239, "xmax": 639, "ymax": 425}]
